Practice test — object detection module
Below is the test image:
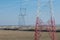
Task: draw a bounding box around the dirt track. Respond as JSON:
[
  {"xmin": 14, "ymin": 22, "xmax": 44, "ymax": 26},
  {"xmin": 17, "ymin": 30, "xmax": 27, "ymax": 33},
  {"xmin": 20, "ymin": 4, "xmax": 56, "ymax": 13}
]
[{"xmin": 0, "ymin": 30, "xmax": 60, "ymax": 40}]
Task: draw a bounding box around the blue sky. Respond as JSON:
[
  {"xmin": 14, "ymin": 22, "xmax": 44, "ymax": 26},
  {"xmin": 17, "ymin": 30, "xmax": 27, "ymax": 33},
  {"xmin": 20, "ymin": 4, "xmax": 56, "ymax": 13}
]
[{"xmin": 0, "ymin": 0, "xmax": 60, "ymax": 25}]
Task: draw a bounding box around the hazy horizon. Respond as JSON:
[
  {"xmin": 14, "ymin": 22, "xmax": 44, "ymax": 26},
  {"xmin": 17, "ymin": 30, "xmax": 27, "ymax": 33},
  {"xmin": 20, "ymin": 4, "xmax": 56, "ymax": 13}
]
[{"xmin": 0, "ymin": 0, "xmax": 60, "ymax": 25}]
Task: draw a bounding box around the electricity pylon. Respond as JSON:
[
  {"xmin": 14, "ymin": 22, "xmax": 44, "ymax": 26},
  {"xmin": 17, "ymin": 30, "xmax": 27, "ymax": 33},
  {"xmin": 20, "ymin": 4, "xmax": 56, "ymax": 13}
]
[
  {"xmin": 19, "ymin": 8, "xmax": 26, "ymax": 27},
  {"xmin": 34, "ymin": 0, "xmax": 42, "ymax": 40},
  {"xmin": 47, "ymin": 0, "xmax": 57, "ymax": 40},
  {"xmin": 34, "ymin": 0, "xmax": 57, "ymax": 40}
]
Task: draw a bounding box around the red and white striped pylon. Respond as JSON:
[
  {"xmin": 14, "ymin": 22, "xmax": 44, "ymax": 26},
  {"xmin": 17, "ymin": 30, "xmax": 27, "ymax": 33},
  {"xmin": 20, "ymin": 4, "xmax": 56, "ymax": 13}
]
[
  {"xmin": 34, "ymin": 17, "xmax": 43, "ymax": 40},
  {"xmin": 47, "ymin": 17, "xmax": 57, "ymax": 40}
]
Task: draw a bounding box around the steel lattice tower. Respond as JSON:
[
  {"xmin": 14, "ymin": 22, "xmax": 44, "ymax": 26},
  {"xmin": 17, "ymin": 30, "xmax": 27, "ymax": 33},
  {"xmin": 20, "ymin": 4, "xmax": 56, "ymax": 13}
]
[
  {"xmin": 19, "ymin": 0, "xmax": 26, "ymax": 27},
  {"xmin": 34, "ymin": 0, "xmax": 57, "ymax": 40},
  {"xmin": 47, "ymin": 0, "xmax": 57, "ymax": 40},
  {"xmin": 34, "ymin": 0, "xmax": 42, "ymax": 40},
  {"xmin": 19, "ymin": 8, "xmax": 26, "ymax": 27}
]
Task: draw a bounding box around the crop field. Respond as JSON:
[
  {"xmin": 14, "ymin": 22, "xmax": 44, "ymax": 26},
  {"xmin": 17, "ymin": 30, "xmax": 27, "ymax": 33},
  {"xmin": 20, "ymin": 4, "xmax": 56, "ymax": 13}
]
[{"xmin": 0, "ymin": 30, "xmax": 60, "ymax": 40}]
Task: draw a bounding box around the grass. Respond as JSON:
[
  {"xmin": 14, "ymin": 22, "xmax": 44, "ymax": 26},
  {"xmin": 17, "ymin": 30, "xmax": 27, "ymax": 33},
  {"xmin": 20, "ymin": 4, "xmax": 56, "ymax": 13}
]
[{"xmin": 0, "ymin": 30, "xmax": 60, "ymax": 40}]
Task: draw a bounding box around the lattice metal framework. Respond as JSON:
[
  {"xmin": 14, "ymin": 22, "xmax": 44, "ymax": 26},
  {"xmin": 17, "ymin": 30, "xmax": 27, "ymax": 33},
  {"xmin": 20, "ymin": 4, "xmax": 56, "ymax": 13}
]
[{"xmin": 34, "ymin": 0, "xmax": 57, "ymax": 40}]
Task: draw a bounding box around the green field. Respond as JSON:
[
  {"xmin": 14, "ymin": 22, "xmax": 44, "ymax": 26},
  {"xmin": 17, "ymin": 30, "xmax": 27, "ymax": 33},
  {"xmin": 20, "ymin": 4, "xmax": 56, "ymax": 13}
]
[{"xmin": 0, "ymin": 30, "xmax": 60, "ymax": 40}]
